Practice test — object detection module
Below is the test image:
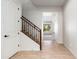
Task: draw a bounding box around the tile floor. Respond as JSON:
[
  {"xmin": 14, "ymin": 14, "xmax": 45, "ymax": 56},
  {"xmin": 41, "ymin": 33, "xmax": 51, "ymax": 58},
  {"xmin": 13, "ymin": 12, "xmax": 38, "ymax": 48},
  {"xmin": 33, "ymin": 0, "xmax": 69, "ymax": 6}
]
[{"xmin": 11, "ymin": 40, "xmax": 76, "ymax": 59}]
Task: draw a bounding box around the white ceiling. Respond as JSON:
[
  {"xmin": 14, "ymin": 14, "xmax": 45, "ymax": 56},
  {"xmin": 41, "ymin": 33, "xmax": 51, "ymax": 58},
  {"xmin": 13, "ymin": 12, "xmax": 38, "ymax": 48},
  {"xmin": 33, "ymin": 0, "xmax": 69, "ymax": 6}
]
[{"xmin": 31, "ymin": 0, "xmax": 67, "ymax": 7}]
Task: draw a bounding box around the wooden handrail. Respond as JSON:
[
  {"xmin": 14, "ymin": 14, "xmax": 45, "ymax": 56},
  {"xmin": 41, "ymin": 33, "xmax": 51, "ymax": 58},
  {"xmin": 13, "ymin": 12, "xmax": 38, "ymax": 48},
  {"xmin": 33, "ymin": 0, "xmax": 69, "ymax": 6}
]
[
  {"xmin": 21, "ymin": 16, "xmax": 41, "ymax": 32},
  {"xmin": 21, "ymin": 16, "xmax": 42, "ymax": 50}
]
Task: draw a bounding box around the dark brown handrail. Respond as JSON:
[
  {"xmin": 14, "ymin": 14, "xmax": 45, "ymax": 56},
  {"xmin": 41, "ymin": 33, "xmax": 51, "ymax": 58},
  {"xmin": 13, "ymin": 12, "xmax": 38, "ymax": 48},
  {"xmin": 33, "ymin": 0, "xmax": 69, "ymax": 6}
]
[
  {"xmin": 22, "ymin": 16, "xmax": 41, "ymax": 32},
  {"xmin": 21, "ymin": 16, "xmax": 42, "ymax": 50}
]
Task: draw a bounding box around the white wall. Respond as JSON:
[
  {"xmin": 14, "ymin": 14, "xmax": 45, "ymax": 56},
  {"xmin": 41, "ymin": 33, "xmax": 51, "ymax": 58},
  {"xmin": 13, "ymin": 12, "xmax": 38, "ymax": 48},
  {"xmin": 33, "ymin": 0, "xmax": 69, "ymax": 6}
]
[
  {"xmin": 56, "ymin": 11, "xmax": 63, "ymax": 43},
  {"xmin": 23, "ymin": 10, "xmax": 42, "ymax": 29},
  {"xmin": 19, "ymin": 32, "xmax": 40, "ymax": 51},
  {"xmin": 22, "ymin": 7, "xmax": 63, "ymax": 43},
  {"xmin": 63, "ymin": 0, "xmax": 77, "ymax": 57}
]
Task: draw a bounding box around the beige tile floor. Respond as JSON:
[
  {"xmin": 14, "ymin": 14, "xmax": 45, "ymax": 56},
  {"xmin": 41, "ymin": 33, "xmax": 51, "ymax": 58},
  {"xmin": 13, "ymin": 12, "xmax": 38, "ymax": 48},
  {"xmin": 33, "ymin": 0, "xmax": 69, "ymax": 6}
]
[{"xmin": 11, "ymin": 40, "xmax": 76, "ymax": 59}]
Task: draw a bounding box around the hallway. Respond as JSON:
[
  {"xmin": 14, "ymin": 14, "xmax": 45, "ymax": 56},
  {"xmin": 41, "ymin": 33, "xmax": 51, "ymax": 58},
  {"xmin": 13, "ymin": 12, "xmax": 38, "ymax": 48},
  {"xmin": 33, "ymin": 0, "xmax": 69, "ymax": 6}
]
[
  {"xmin": 11, "ymin": 40, "xmax": 75, "ymax": 59},
  {"xmin": 1, "ymin": 0, "xmax": 77, "ymax": 59}
]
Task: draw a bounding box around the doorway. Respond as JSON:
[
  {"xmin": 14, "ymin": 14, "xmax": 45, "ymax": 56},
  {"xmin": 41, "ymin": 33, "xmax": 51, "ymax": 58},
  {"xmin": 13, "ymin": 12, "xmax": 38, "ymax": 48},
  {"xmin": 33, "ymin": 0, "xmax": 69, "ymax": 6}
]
[{"xmin": 42, "ymin": 12, "xmax": 56, "ymax": 50}]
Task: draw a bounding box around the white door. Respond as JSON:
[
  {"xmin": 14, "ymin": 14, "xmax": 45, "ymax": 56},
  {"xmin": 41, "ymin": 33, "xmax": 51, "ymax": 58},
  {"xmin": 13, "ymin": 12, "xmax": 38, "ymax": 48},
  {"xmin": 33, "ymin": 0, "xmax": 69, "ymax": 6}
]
[{"xmin": 1, "ymin": 0, "xmax": 21, "ymax": 59}]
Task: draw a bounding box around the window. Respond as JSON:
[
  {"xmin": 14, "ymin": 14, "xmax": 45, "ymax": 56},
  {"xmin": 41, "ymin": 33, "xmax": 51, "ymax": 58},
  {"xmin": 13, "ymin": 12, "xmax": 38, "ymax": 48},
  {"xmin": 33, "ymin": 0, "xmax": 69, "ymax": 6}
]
[{"xmin": 43, "ymin": 24, "xmax": 51, "ymax": 32}]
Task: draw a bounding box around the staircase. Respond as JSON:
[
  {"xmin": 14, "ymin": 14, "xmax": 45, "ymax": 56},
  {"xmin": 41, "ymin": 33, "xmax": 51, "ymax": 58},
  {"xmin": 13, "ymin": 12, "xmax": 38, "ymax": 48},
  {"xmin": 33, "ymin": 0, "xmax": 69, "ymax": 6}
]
[{"xmin": 21, "ymin": 16, "xmax": 42, "ymax": 50}]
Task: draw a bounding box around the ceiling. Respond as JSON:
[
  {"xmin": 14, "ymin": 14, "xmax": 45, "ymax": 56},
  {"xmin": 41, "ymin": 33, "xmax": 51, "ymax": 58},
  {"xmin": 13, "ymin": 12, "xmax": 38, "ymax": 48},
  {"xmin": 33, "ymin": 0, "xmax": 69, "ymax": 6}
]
[{"xmin": 31, "ymin": 0, "xmax": 67, "ymax": 7}]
